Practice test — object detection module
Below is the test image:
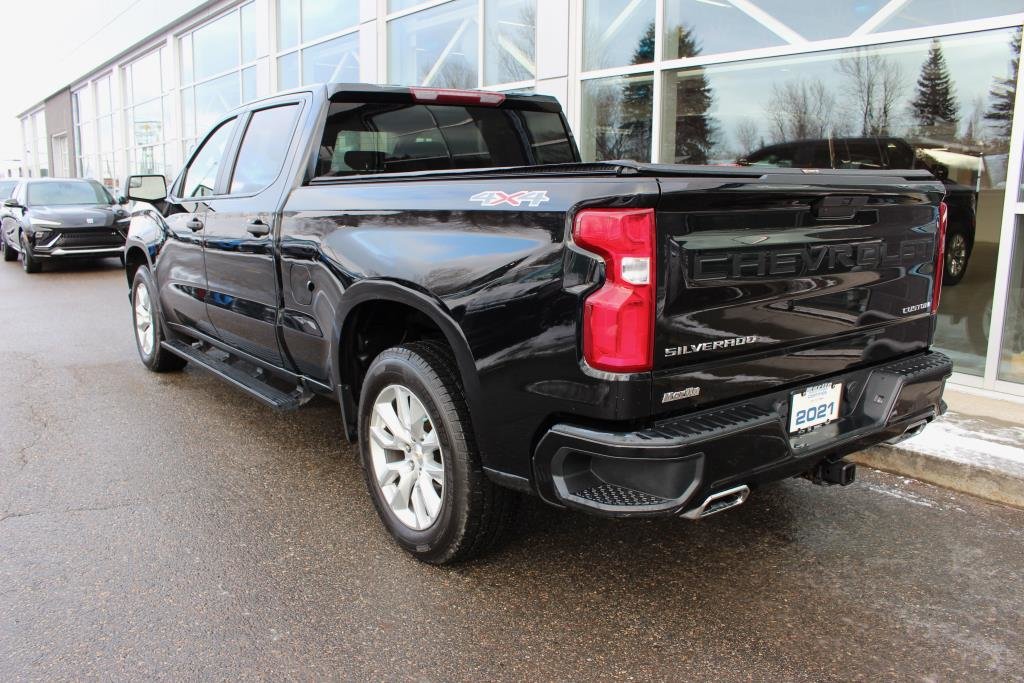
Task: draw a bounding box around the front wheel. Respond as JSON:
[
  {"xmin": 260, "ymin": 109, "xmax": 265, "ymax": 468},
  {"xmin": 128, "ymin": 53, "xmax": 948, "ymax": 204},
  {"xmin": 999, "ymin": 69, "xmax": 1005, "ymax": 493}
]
[
  {"xmin": 358, "ymin": 342, "xmax": 517, "ymax": 564},
  {"xmin": 131, "ymin": 266, "xmax": 186, "ymax": 372},
  {"xmin": 943, "ymin": 230, "xmax": 970, "ymax": 286},
  {"xmin": 1, "ymin": 235, "xmax": 17, "ymax": 262},
  {"xmin": 20, "ymin": 234, "xmax": 40, "ymax": 273}
]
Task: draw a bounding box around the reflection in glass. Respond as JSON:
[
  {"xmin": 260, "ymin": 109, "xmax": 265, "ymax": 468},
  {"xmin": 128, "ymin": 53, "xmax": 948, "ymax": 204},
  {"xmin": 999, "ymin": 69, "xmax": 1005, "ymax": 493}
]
[
  {"xmin": 389, "ymin": 0, "xmax": 424, "ymax": 12},
  {"xmin": 484, "ymin": 0, "xmax": 536, "ymax": 85},
  {"xmin": 192, "ymin": 10, "xmax": 241, "ymax": 81},
  {"xmin": 747, "ymin": 0, "xmax": 889, "ymax": 41},
  {"xmin": 580, "ymin": 73, "xmax": 653, "ymax": 162},
  {"xmin": 583, "ymin": 0, "xmax": 654, "ymax": 71},
  {"xmin": 180, "ymin": 34, "xmax": 194, "ymax": 85},
  {"xmin": 278, "ymin": 0, "xmax": 300, "ymax": 50},
  {"xmin": 241, "ymin": 2, "xmax": 258, "ymax": 63},
  {"xmin": 658, "ymin": 28, "xmax": 1020, "ymax": 376},
  {"xmin": 876, "ymin": 0, "xmax": 1023, "ymax": 33},
  {"xmin": 242, "ymin": 66, "xmax": 258, "ymax": 102},
  {"xmin": 278, "ymin": 51, "xmax": 300, "ymax": 90},
  {"xmin": 664, "ymin": 0, "xmax": 783, "ymax": 59},
  {"xmin": 128, "ymin": 50, "xmax": 162, "ymax": 105},
  {"xmin": 999, "ymin": 219, "xmax": 1024, "ymax": 383},
  {"xmin": 194, "ymin": 73, "xmax": 241, "ymax": 133},
  {"xmin": 302, "ymin": 33, "xmax": 360, "ymax": 85},
  {"xmin": 302, "ymin": 0, "xmax": 359, "ymax": 43},
  {"xmin": 388, "ymin": 0, "xmax": 478, "ymax": 88}
]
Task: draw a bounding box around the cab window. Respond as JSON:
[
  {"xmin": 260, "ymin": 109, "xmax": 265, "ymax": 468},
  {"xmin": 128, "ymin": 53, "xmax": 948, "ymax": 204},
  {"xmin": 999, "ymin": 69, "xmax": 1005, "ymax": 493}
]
[
  {"xmin": 230, "ymin": 104, "xmax": 300, "ymax": 194},
  {"xmin": 182, "ymin": 118, "xmax": 237, "ymax": 198}
]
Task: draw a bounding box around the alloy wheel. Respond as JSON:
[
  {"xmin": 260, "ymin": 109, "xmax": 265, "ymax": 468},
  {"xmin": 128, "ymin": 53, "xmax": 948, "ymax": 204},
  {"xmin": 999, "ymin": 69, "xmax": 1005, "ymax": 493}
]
[
  {"xmin": 134, "ymin": 283, "xmax": 155, "ymax": 356},
  {"xmin": 368, "ymin": 383, "xmax": 445, "ymax": 530},
  {"xmin": 946, "ymin": 233, "xmax": 967, "ymax": 279}
]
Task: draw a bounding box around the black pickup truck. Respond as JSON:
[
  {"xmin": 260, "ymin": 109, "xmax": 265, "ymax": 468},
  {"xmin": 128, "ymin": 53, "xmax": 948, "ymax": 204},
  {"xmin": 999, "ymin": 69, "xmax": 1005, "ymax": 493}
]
[{"xmin": 122, "ymin": 84, "xmax": 953, "ymax": 564}]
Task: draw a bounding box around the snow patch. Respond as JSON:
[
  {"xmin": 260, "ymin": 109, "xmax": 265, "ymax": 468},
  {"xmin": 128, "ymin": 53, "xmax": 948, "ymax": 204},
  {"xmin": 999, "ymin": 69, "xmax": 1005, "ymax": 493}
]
[{"xmin": 891, "ymin": 411, "xmax": 1024, "ymax": 472}]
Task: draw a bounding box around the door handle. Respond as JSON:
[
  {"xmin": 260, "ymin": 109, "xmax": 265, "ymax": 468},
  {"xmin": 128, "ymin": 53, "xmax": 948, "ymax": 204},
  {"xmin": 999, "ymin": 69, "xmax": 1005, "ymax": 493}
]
[
  {"xmin": 246, "ymin": 218, "xmax": 270, "ymax": 237},
  {"xmin": 186, "ymin": 217, "xmax": 204, "ymax": 232}
]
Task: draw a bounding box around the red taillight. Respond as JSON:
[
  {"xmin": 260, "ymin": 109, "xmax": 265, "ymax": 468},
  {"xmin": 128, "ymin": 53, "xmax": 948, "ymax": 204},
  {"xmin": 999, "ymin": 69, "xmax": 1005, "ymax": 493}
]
[
  {"xmin": 409, "ymin": 87, "xmax": 505, "ymax": 107},
  {"xmin": 931, "ymin": 201, "xmax": 948, "ymax": 314},
  {"xmin": 573, "ymin": 208, "xmax": 656, "ymax": 372}
]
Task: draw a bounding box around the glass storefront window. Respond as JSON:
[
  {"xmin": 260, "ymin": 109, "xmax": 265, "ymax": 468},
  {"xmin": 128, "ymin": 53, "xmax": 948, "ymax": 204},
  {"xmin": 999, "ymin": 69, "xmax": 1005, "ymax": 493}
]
[
  {"xmin": 746, "ymin": 0, "xmax": 889, "ymax": 41},
  {"xmin": 876, "ymin": 0, "xmax": 1024, "ymax": 33},
  {"xmin": 484, "ymin": 0, "xmax": 536, "ymax": 85},
  {"xmin": 192, "ymin": 10, "xmax": 241, "ymax": 81},
  {"xmin": 278, "ymin": 0, "xmax": 300, "ymax": 50},
  {"xmin": 302, "ymin": 0, "xmax": 359, "ymax": 44},
  {"xmin": 659, "ymin": 28, "xmax": 1020, "ymax": 377},
  {"xmin": 389, "ymin": 0, "xmax": 425, "ymax": 12},
  {"xmin": 278, "ymin": 51, "xmax": 300, "ymax": 90},
  {"xmin": 241, "ymin": 2, "xmax": 258, "ymax": 63},
  {"xmin": 388, "ymin": 0, "xmax": 479, "ymax": 88},
  {"xmin": 999, "ymin": 218, "xmax": 1024, "ymax": 383},
  {"xmin": 664, "ymin": 0, "xmax": 784, "ymax": 59},
  {"xmin": 583, "ymin": 0, "xmax": 655, "ymax": 71},
  {"xmin": 195, "ymin": 73, "xmax": 241, "ymax": 133},
  {"xmin": 580, "ymin": 73, "xmax": 653, "ymax": 162},
  {"xmin": 302, "ymin": 33, "xmax": 360, "ymax": 85}
]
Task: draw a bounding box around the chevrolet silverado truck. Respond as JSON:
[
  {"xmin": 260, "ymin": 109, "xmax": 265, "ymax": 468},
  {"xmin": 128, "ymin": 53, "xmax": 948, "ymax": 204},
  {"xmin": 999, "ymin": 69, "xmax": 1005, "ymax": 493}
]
[{"xmin": 122, "ymin": 84, "xmax": 953, "ymax": 564}]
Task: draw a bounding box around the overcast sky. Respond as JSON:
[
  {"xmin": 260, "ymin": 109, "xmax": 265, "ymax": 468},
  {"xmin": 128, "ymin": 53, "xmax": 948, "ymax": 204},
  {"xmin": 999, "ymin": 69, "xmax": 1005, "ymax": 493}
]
[{"xmin": 1, "ymin": 0, "xmax": 205, "ymax": 160}]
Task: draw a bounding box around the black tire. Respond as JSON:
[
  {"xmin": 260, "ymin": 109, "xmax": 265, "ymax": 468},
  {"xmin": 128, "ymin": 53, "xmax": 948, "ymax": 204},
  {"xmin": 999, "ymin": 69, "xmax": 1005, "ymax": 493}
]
[
  {"xmin": 20, "ymin": 234, "xmax": 40, "ymax": 273},
  {"xmin": 1, "ymin": 235, "xmax": 17, "ymax": 262},
  {"xmin": 358, "ymin": 341, "xmax": 517, "ymax": 564},
  {"xmin": 942, "ymin": 229, "xmax": 970, "ymax": 287},
  {"xmin": 131, "ymin": 266, "xmax": 187, "ymax": 372}
]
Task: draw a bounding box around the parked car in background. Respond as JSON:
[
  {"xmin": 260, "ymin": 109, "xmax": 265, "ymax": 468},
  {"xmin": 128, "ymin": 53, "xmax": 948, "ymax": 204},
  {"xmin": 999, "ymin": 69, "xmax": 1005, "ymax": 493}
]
[
  {"xmin": 0, "ymin": 178, "xmax": 129, "ymax": 273},
  {"xmin": 740, "ymin": 136, "xmax": 977, "ymax": 286}
]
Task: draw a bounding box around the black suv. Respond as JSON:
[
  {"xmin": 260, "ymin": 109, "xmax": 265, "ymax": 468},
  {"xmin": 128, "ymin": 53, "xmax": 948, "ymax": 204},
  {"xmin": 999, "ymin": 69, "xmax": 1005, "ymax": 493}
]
[
  {"xmin": 1, "ymin": 178, "xmax": 129, "ymax": 273},
  {"xmin": 741, "ymin": 137, "xmax": 977, "ymax": 285}
]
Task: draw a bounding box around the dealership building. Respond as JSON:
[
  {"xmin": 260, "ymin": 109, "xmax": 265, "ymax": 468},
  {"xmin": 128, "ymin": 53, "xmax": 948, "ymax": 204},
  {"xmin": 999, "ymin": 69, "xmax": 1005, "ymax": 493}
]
[{"xmin": 15, "ymin": 0, "xmax": 1024, "ymax": 399}]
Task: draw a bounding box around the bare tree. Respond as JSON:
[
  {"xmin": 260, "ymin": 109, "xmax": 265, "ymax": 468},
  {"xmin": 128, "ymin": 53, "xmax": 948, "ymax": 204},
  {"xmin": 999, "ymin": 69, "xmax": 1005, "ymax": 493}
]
[
  {"xmin": 837, "ymin": 51, "xmax": 905, "ymax": 136},
  {"xmin": 494, "ymin": 2, "xmax": 537, "ymax": 84},
  {"xmin": 766, "ymin": 79, "xmax": 838, "ymax": 143},
  {"xmin": 960, "ymin": 95, "xmax": 987, "ymax": 147},
  {"xmin": 733, "ymin": 117, "xmax": 761, "ymax": 157}
]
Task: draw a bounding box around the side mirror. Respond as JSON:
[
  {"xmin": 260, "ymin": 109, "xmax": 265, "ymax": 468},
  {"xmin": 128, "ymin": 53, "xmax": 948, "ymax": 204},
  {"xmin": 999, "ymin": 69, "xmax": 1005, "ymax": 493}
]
[
  {"xmin": 125, "ymin": 174, "xmax": 167, "ymax": 203},
  {"xmin": 2, "ymin": 198, "xmax": 20, "ymax": 208},
  {"xmin": 117, "ymin": 195, "xmax": 128, "ymax": 205}
]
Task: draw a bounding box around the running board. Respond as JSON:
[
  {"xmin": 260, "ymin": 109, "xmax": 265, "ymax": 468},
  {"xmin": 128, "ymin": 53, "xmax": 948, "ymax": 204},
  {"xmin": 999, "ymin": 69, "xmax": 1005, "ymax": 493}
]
[{"xmin": 162, "ymin": 340, "xmax": 312, "ymax": 411}]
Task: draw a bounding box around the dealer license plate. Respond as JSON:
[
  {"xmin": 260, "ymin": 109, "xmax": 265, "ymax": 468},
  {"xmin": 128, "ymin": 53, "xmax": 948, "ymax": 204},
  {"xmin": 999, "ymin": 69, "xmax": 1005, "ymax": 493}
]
[{"xmin": 789, "ymin": 382, "xmax": 842, "ymax": 433}]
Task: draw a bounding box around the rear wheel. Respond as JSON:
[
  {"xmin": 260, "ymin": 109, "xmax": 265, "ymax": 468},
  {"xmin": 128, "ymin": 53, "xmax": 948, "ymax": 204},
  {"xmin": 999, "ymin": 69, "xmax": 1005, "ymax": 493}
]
[
  {"xmin": 132, "ymin": 266, "xmax": 186, "ymax": 372},
  {"xmin": 20, "ymin": 234, "xmax": 40, "ymax": 273},
  {"xmin": 358, "ymin": 342, "xmax": 517, "ymax": 564}
]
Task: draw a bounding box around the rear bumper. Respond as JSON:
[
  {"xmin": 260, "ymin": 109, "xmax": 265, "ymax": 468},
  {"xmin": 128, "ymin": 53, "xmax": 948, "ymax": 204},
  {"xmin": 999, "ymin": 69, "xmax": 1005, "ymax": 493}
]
[{"xmin": 532, "ymin": 351, "xmax": 952, "ymax": 518}]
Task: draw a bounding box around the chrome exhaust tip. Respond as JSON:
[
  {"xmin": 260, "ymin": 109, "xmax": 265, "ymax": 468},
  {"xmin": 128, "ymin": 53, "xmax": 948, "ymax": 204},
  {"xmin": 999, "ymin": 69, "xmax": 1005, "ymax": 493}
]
[{"xmin": 681, "ymin": 484, "xmax": 750, "ymax": 520}]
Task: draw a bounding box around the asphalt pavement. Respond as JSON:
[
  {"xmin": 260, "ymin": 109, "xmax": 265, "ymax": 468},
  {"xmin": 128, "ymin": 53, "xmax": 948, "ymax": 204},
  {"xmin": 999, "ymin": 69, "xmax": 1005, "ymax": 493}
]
[{"xmin": 1, "ymin": 258, "xmax": 1023, "ymax": 681}]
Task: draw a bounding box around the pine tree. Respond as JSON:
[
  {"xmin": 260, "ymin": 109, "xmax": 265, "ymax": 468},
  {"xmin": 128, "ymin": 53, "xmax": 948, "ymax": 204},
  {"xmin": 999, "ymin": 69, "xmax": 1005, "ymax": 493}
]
[
  {"xmin": 669, "ymin": 25, "xmax": 715, "ymax": 164},
  {"xmin": 910, "ymin": 40, "xmax": 959, "ymax": 139},
  {"xmin": 984, "ymin": 28, "xmax": 1020, "ymax": 140}
]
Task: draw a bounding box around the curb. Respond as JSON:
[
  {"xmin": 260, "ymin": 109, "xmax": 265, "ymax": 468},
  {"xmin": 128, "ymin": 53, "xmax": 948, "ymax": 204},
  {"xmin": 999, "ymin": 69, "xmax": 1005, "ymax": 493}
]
[{"xmin": 850, "ymin": 444, "xmax": 1024, "ymax": 510}]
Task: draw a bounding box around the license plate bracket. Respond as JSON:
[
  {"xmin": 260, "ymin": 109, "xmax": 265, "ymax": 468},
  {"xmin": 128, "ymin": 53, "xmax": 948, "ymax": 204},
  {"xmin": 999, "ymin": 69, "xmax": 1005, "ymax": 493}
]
[{"xmin": 789, "ymin": 382, "xmax": 842, "ymax": 433}]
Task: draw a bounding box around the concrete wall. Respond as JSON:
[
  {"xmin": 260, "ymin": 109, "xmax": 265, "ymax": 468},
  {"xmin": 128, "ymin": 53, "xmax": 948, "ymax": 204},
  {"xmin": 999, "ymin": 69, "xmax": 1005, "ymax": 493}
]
[{"xmin": 44, "ymin": 89, "xmax": 74, "ymax": 178}]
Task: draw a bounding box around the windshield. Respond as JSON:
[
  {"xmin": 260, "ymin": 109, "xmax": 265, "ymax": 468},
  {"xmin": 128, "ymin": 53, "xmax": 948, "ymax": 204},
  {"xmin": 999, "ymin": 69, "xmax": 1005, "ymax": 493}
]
[
  {"xmin": 27, "ymin": 180, "xmax": 112, "ymax": 206},
  {"xmin": 0, "ymin": 181, "xmax": 17, "ymax": 200}
]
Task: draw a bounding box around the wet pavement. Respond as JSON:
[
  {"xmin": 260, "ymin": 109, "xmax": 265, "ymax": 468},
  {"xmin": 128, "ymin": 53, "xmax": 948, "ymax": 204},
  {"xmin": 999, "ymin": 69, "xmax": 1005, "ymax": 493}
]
[{"xmin": 1, "ymin": 260, "xmax": 1023, "ymax": 681}]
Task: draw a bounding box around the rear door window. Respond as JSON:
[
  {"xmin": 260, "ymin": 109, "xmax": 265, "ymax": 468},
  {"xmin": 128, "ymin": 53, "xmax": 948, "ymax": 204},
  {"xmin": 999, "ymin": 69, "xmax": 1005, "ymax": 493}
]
[
  {"xmin": 230, "ymin": 104, "xmax": 300, "ymax": 194},
  {"xmin": 316, "ymin": 101, "xmax": 576, "ymax": 177}
]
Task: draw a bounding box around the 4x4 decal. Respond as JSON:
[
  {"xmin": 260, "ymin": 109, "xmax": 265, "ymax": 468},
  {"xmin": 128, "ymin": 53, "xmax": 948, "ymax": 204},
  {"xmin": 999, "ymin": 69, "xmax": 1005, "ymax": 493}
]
[{"xmin": 469, "ymin": 190, "xmax": 550, "ymax": 207}]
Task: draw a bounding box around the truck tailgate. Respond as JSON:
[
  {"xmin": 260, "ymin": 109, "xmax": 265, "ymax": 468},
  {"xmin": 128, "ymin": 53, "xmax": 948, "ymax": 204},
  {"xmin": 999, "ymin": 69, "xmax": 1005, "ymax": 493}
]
[{"xmin": 653, "ymin": 173, "xmax": 945, "ymax": 413}]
